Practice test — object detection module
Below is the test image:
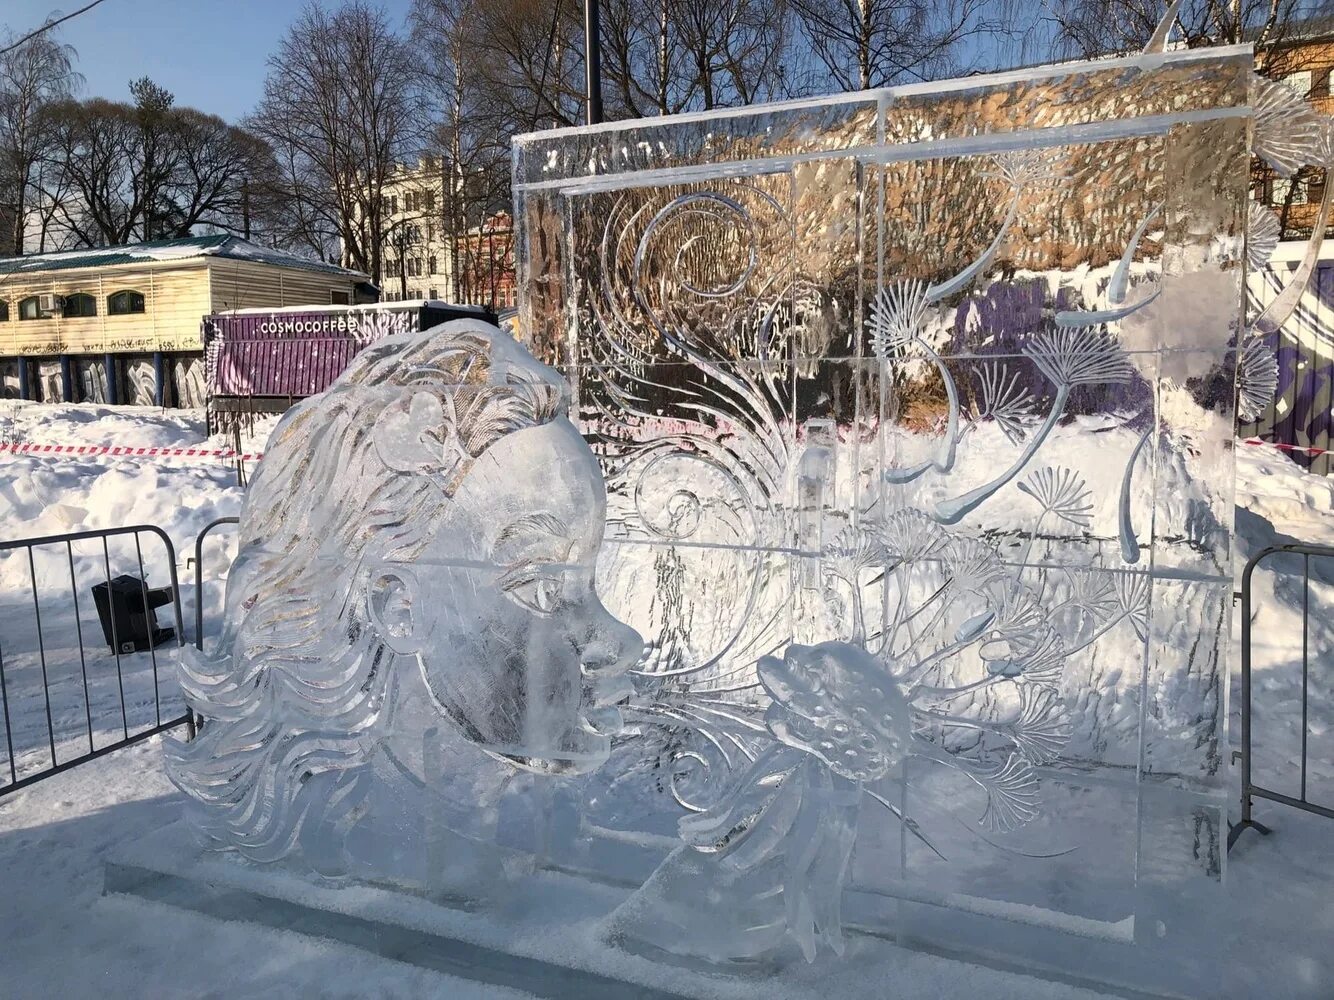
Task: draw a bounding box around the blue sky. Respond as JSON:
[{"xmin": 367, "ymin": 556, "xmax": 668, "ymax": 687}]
[{"xmin": 4, "ymin": 1, "xmax": 416, "ymax": 122}]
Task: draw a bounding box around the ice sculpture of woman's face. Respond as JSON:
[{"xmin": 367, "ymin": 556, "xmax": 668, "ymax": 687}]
[{"xmin": 374, "ymin": 414, "xmax": 642, "ymax": 775}]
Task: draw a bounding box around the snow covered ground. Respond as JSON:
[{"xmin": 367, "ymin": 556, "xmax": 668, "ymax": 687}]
[{"xmin": 0, "ymin": 401, "xmax": 1330, "ymax": 999}]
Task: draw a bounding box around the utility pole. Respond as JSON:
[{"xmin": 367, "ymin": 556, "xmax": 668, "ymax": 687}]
[{"xmin": 584, "ymin": 0, "xmax": 603, "ymax": 125}]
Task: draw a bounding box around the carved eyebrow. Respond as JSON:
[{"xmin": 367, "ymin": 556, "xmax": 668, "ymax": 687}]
[{"xmin": 491, "ymin": 513, "xmax": 573, "ymax": 568}]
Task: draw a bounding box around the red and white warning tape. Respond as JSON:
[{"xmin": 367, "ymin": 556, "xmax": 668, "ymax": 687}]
[
  {"xmin": 0, "ymin": 442, "xmax": 264, "ymax": 462},
  {"xmin": 0, "ymin": 434, "xmax": 1324, "ymax": 465},
  {"xmin": 1241, "ymin": 438, "xmax": 1333, "ymax": 458}
]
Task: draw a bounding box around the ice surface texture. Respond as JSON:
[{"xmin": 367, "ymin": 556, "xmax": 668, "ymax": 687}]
[
  {"xmin": 166, "ymin": 319, "xmax": 643, "ymax": 878},
  {"xmin": 511, "ymin": 46, "xmax": 1333, "ymax": 985}
]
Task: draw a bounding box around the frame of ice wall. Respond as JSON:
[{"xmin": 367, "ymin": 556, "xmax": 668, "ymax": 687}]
[{"xmin": 513, "ymin": 45, "xmax": 1254, "ymax": 997}]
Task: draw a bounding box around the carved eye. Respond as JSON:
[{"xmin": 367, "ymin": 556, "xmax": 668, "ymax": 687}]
[{"xmin": 505, "ymin": 573, "xmax": 565, "ymax": 616}]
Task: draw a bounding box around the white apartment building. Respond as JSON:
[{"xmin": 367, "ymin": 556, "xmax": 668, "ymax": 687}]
[{"xmin": 372, "ymin": 157, "xmax": 456, "ymax": 302}]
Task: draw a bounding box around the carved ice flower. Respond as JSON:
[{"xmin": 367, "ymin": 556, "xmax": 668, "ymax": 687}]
[
  {"xmin": 944, "ymin": 535, "xmax": 1009, "ymax": 592},
  {"xmin": 874, "ymin": 507, "xmax": 946, "ymax": 564},
  {"xmin": 868, "ymin": 280, "xmax": 930, "ymax": 359},
  {"xmin": 1248, "ymin": 202, "xmax": 1282, "ymax": 272},
  {"xmin": 1018, "ymin": 466, "xmax": 1094, "ymax": 528},
  {"xmin": 1252, "ymin": 74, "xmax": 1329, "ymax": 177},
  {"xmin": 1238, "ymin": 339, "xmax": 1279, "ymax": 424},
  {"xmin": 1029, "ymin": 326, "xmax": 1132, "ymax": 388},
  {"xmin": 972, "ymin": 361, "xmax": 1038, "ymax": 445},
  {"xmin": 821, "ymin": 525, "xmax": 887, "ymax": 582},
  {"xmin": 985, "ymin": 149, "xmax": 1063, "ymax": 191}
]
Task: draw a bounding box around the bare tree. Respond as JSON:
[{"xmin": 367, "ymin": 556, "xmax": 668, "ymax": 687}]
[
  {"xmin": 40, "ymin": 78, "xmax": 276, "ymax": 247},
  {"xmin": 1047, "ymin": 0, "xmax": 1319, "ymax": 57},
  {"xmin": 0, "ymin": 27, "xmax": 79, "ymax": 255},
  {"xmin": 249, "ymin": 1, "xmax": 424, "ymax": 281},
  {"xmin": 412, "ymin": 0, "xmax": 514, "ymax": 298},
  {"xmin": 467, "ymin": 0, "xmax": 587, "ymax": 131},
  {"xmin": 597, "ymin": 0, "xmax": 796, "ymax": 114},
  {"xmin": 790, "ymin": 0, "xmax": 998, "ymax": 90}
]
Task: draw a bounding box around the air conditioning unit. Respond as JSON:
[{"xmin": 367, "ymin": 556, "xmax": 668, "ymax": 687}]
[{"xmin": 37, "ymin": 293, "xmax": 62, "ymax": 315}]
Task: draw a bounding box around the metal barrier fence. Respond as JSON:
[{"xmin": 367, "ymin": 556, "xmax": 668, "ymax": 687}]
[
  {"xmin": 0, "ymin": 524, "xmax": 194, "ymax": 798},
  {"xmin": 194, "ymin": 516, "xmax": 239, "ymax": 651},
  {"xmin": 1229, "ymin": 542, "xmax": 1334, "ymax": 850}
]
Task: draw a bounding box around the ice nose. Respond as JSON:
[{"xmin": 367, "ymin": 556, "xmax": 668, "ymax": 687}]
[{"xmin": 579, "ymin": 604, "xmax": 645, "ymax": 679}]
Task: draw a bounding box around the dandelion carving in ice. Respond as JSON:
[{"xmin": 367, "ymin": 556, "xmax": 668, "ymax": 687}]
[
  {"xmin": 933, "ymin": 326, "xmax": 1133, "ymax": 525},
  {"xmin": 972, "ymin": 361, "xmax": 1038, "ymax": 445},
  {"xmin": 1247, "ymin": 202, "xmax": 1282, "ymax": 273},
  {"xmin": 1252, "ymin": 74, "xmax": 1328, "ymax": 178},
  {"xmin": 610, "ymin": 497, "xmax": 1105, "ymax": 965},
  {"xmin": 166, "ymin": 320, "xmax": 642, "ymax": 879},
  {"xmin": 1238, "ymin": 340, "xmax": 1280, "ymax": 424}
]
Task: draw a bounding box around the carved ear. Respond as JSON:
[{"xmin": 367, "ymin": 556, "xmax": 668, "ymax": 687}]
[
  {"xmin": 372, "ymin": 391, "xmax": 449, "ymax": 473},
  {"xmin": 366, "ymin": 567, "xmax": 422, "ymax": 655}
]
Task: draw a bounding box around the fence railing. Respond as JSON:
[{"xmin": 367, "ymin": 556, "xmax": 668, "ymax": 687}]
[
  {"xmin": 1229, "ymin": 542, "xmax": 1334, "ymax": 850},
  {"xmin": 0, "ymin": 524, "xmax": 194, "ymax": 798},
  {"xmin": 194, "ymin": 516, "xmax": 240, "ymax": 652}
]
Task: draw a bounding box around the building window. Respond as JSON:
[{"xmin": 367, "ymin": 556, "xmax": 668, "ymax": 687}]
[
  {"xmin": 108, "ymin": 289, "xmax": 146, "ymax": 315},
  {"xmin": 18, "ymin": 296, "xmax": 41, "ymax": 320},
  {"xmin": 1282, "ymin": 70, "xmax": 1313, "ymax": 98},
  {"xmin": 428, "ymin": 255, "xmax": 437, "ymax": 274},
  {"xmin": 1272, "ymin": 176, "xmax": 1309, "ymax": 206},
  {"xmin": 331, "ymin": 289, "xmax": 351, "ymax": 305},
  {"xmin": 404, "ymin": 191, "xmax": 415, "ymax": 212},
  {"xmin": 0, "ymin": 300, "xmax": 8, "ymax": 322},
  {"xmin": 63, "ymin": 292, "xmax": 97, "ymax": 318},
  {"xmin": 428, "ymin": 287, "xmax": 437, "ymax": 299},
  {"xmin": 424, "ymin": 189, "xmax": 435, "ymax": 210}
]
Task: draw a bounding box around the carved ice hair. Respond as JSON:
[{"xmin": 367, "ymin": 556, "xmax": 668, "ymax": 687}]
[{"xmin": 165, "ymin": 320, "xmax": 567, "ymax": 865}]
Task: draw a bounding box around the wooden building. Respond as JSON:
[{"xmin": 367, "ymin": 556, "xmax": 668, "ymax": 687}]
[{"xmin": 0, "ymin": 234, "xmax": 370, "ymax": 406}]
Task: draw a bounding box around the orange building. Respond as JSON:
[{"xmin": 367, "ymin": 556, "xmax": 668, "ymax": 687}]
[{"xmin": 455, "ymin": 212, "xmax": 516, "ymax": 312}]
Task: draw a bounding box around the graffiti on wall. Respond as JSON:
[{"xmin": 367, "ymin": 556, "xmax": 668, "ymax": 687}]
[{"xmin": 1243, "ymin": 260, "xmax": 1334, "ymax": 475}]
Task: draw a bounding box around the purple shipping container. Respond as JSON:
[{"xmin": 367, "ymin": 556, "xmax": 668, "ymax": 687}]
[{"xmin": 203, "ymin": 302, "xmax": 493, "ymax": 400}]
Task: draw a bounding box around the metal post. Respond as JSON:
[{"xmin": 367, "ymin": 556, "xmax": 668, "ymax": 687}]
[
  {"xmin": 1301, "ymin": 553, "xmax": 1309, "ymax": 804},
  {"xmin": 194, "ymin": 516, "xmax": 240, "ymax": 652},
  {"xmin": 1239, "ymin": 553, "xmax": 1255, "ymax": 829},
  {"xmin": 584, "ymin": 0, "xmax": 603, "ymax": 125},
  {"xmin": 104, "ymin": 353, "xmax": 118, "ymax": 405},
  {"xmin": 153, "ymin": 351, "xmax": 166, "ymax": 408},
  {"xmin": 1226, "ymin": 543, "xmax": 1334, "ymax": 851},
  {"xmin": 0, "ymin": 525, "xmax": 197, "ymax": 797}
]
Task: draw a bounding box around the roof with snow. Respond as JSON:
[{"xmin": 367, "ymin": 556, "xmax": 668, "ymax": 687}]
[{"xmin": 0, "ymin": 234, "xmax": 368, "ymax": 279}]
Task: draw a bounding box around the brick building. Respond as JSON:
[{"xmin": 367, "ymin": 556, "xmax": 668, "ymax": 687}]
[{"xmin": 1254, "ymin": 16, "xmax": 1334, "ymax": 239}]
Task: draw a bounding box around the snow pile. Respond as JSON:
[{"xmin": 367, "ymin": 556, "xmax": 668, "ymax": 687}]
[{"xmin": 0, "ymin": 402, "xmax": 248, "ymax": 544}]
